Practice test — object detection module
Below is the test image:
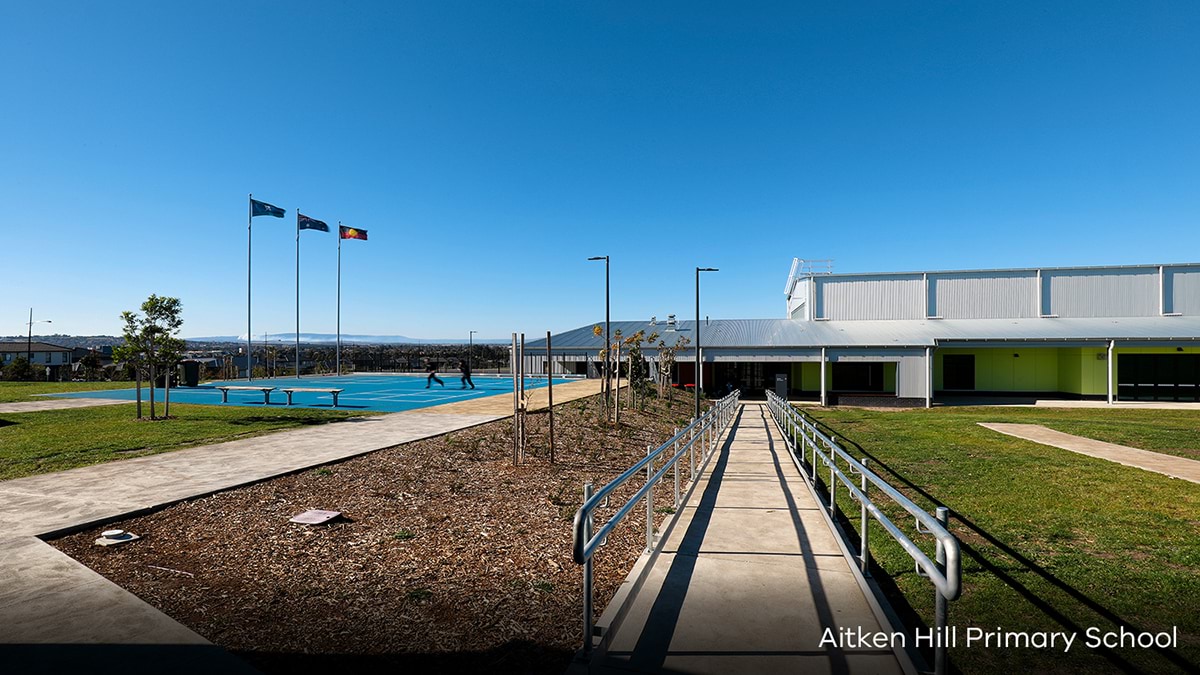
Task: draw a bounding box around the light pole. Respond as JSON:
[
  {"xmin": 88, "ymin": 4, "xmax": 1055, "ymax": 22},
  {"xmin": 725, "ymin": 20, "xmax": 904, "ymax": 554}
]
[
  {"xmin": 695, "ymin": 267, "xmax": 718, "ymax": 419},
  {"xmin": 469, "ymin": 330, "xmax": 477, "ymax": 372},
  {"xmin": 26, "ymin": 308, "xmax": 52, "ymax": 365},
  {"xmin": 587, "ymin": 256, "xmax": 610, "ymax": 396}
]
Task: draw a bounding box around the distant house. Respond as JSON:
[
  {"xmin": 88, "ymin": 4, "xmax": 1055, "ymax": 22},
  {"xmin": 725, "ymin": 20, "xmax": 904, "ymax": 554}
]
[
  {"xmin": 72, "ymin": 345, "xmax": 114, "ymax": 362},
  {"xmin": 0, "ymin": 341, "xmax": 74, "ymax": 380}
]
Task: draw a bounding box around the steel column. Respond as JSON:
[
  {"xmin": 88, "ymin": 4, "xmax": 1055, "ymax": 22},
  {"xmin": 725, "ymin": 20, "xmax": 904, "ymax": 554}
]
[{"xmin": 1107, "ymin": 339, "xmax": 1115, "ymax": 405}]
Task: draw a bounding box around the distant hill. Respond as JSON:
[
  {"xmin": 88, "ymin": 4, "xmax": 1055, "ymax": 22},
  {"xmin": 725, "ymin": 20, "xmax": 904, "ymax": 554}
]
[
  {"xmin": 181, "ymin": 333, "xmax": 512, "ymax": 345},
  {"xmin": 0, "ymin": 334, "xmax": 123, "ymax": 350},
  {"xmin": 1, "ymin": 333, "xmax": 511, "ymax": 348}
]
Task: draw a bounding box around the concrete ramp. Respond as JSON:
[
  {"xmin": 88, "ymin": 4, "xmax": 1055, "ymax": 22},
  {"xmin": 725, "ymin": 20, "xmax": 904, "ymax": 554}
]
[{"xmin": 590, "ymin": 403, "xmax": 902, "ymax": 675}]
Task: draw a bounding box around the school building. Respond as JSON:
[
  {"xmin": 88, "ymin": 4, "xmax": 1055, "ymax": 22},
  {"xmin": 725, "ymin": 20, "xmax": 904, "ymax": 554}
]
[{"xmin": 529, "ymin": 261, "xmax": 1200, "ymax": 406}]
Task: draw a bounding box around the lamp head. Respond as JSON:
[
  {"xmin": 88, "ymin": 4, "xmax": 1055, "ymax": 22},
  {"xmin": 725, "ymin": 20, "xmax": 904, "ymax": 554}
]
[{"xmin": 587, "ymin": 256, "xmax": 607, "ymax": 261}]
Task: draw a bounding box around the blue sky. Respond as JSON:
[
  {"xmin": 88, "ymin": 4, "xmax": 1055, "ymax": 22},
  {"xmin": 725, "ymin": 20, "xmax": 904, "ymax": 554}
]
[{"xmin": 2, "ymin": 2, "xmax": 1198, "ymax": 340}]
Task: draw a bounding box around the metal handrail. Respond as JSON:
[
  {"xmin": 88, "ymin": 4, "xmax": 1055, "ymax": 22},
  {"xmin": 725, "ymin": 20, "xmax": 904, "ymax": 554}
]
[
  {"xmin": 571, "ymin": 390, "xmax": 740, "ymax": 656},
  {"xmin": 765, "ymin": 390, "xmax": 961, "ymax": 675}
]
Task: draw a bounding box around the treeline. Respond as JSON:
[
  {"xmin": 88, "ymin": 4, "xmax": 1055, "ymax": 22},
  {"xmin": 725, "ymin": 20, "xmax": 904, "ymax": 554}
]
[{"xmin": 247, "ymin": 343, "xmax": 513, "ymax": 378}]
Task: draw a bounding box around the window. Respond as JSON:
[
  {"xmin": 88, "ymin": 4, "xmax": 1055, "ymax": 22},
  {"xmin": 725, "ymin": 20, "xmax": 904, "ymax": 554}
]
[
  {"xmin": 832, "ymin": 362, "xmax": 885, "ymax": 392},
  {"xmin": 942, "ymin": 354, "xmax": 976, "ymax": 390}
]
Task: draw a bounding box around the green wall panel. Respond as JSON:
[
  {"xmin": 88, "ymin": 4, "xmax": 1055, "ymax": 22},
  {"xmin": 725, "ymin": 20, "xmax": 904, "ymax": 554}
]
[
  {"xmin": 1057, "ymin": 348, "xmax": 1082, "ymax": 393},
  {"xmin": 937, "ymin": 347, "xmax": 1059, "ymax": 392},
  {"xmin": 938, "ymin": 345, "xmax": 1200, "ymax": 396},
  {"xmin": 1079, "ymin": 348, "xmax": 1107, "ymax": 395},
  {"xmin": 798, "ymin": 361, "xmax": 823, "ymax": 391}
]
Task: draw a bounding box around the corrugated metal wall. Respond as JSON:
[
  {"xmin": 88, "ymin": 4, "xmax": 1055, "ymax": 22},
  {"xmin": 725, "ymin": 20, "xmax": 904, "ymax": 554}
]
[
  {"xmin": 1165, "ymin": 266, "xmax": 1200, "ymax": 315},
  {"xmin": 805, "ymin": 265, "xmax": 1190, "ymax": 322},
  {"xmin": 816, "ymin": 275, "xmax": 924, "ymax": 320},
  {"xmin": 896, "ymin": 354, "xmax": 928, "ymax": 398},
  {"xmin": 1043, "ymin": 268, "xmax": 1158, "ymax": 317},
  {"xmin": 930, "ymin": 271, "xmax": 1038, "ymax": 319},
  {"xmin": 825, "ymin": 349, "xmax": 928, "ymax": 398}
]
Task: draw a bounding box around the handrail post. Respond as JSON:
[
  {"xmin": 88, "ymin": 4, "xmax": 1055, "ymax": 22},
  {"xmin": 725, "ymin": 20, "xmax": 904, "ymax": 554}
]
[
  {"xmin": 673, "ymin": 428, "xmax": 680, "ymax": 507},
  {"xmin": 690, "ymin": 418, "xmax": 696, "ymax": 476},
  {"xmin": 829, "ymin": 459, "xmax": 836, "ymax": 517},
  {"xmin": 645, "ymin": 445, "xmax": 654, "ymax": 552},
  {"xmin": 582, "ymin": 482, "xmax": 594, "ymax": 655},
  {"xmin": 935, "ymin": 506, "xmax": 950, "ymax": 675},
  {"xmin": 860, "ymin": 457, "xmax": 871, "ymax": 575},
  {"xmin": 760, "ymin": 395, "xmax": 961, "ymax": 674},
  {"xmin": 810, "ymin": 431, "xmax": 817, "ymax": 480}
]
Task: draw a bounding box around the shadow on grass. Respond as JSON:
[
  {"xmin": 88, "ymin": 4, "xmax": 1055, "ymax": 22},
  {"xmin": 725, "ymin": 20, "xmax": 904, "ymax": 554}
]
[
  {"xmin": 237, "ymin": 640, "xmax": 574, "ymax": 675},
  {"xmin": 0, "ymin": 418, "xmax": 16, "ymax": 429},
  {"xmin": 802, "ymin": 414, "xmax": 1193, "ymax": 674}
]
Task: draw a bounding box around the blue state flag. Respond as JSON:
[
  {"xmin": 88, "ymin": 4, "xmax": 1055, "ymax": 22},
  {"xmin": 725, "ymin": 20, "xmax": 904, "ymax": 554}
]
[
  {"xmin": 297, "ymin": 213, "xmax": 330, "ymax": 232},
  {"xmin": 250, "ymin": 198, "xmax": 285, "ymax": 218}
]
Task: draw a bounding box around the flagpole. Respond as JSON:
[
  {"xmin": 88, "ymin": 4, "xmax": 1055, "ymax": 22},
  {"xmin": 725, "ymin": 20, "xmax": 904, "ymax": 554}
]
[
  {"xmin": 336, "ymin": 223, "xmax": 342, "ymax": 377},
  {"xmin": 296, "ymin": 210, "xmax": 301, "ymax": 379},
  {"xmin": 247, "ymin": 194, "xmax": 253, "ymax": 381}
]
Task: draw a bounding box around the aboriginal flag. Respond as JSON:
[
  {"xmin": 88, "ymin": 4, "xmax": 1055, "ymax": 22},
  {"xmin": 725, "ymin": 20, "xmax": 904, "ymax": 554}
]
[
  {"xmin": 250, "ymin": 198, "xmax": 285, "ymax": 218},
  {"xmin": 298, "ymin": 213, "xmax": 330, "ymax": 232},
  {"xmin": 340, "ymin": 226, "xmax": 368, "ymax": 240}
]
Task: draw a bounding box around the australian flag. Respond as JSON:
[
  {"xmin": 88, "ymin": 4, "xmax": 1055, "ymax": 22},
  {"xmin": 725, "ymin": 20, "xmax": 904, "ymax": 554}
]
[
  {"xmin": 250, "ymin": 198, "xmax": 285, "ymax": 218},
  {"xmin": 297, "ymin": 213, "xmax": 330, "ymax": 232}
]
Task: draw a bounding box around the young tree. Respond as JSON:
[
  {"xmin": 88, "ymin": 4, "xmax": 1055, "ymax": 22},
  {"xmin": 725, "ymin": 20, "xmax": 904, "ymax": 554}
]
[
  {"xmin": 114, "ymin": 313, "xmax": 146, "ymax": 418},
  {"xmin": 593, "ymin": 324, "xmax": 609, "ymax": 417},
  {"xmin": 611, "ymin": 328, "xmax": 623, "ymax": 425},
  {"xmin": 623, "ymin": 330, "xmax": 651, "ymax": 410},
  {"xmin": 114, "ymin": 295, "xmax": 185, "ymax": 420},
  {"xmin": 653, "ymin": 334, "xmax": 690, "ymax": 403}
]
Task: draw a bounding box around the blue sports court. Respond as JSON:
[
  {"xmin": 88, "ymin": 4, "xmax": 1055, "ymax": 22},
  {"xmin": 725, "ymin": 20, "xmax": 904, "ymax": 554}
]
[{"xmin": 49, "ymin": 373, "xmax": 576, "ymax": 413}]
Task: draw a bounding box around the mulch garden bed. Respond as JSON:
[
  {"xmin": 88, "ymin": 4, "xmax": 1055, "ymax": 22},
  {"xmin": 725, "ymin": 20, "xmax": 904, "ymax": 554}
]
[{"xmin": 53, "ymin": 391, "xmax": 705, "ymax": 674}]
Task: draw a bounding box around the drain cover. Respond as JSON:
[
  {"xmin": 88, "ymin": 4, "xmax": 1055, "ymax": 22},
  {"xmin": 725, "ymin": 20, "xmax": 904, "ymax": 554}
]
[
  {"xmin": 290, "ymin": 509, "xmax": 342, "ymax": 525},
  {"xmin": 95, "ymin": 530, "xmax": 140, "ymax": 547}
]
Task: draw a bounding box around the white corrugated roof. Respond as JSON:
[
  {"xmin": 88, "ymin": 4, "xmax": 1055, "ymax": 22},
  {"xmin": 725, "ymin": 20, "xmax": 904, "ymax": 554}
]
[{"xmin": 531, "ymin": 316, "xmax": 1200, "ymax": 350}]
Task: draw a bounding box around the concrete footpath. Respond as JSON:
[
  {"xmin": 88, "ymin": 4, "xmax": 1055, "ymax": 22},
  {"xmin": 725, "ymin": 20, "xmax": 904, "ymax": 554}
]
[
  {"xmin": 590, "ymin": 403, "xmax": 901, "ymax": 675},
  {"xmin": 0, "ymin": 378, "xmax": 600, "ymax": 673},
  {"xmin": 0, "ymin": 398, "xmax": 132, "ymax": 413},
  {"xmin": 979, "ymin": 422, "xmax": 1200, "ymax": 484}
]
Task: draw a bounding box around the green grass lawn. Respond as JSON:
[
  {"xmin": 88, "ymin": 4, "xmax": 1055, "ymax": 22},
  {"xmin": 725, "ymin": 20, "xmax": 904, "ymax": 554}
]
[
  {"xmin": 0, "ymin": 380, "xmax": 134, "ymax": 403},
  {"xmin": 0, "ymin": 403, "xmax": 374, "ymax": 480},
  {"xmin": 936, "ymin": 405, "xmax": 1200, "ymax": 461},
  {"xmin": 797, "ymin": 405, "xmax": 1200, "ymax": 674}
]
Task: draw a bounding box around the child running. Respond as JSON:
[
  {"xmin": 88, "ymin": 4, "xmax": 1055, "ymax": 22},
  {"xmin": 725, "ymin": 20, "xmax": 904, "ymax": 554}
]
[
  {"xmin": 460, "ymin": 360, "xmax": 475, "ymax": 389},
  {"xmin": 426, "ymin": 363, "xmax": 445, "ymax": 388}
]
